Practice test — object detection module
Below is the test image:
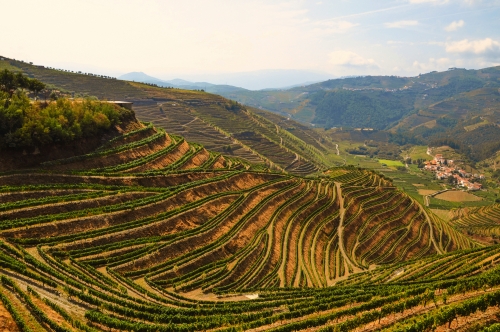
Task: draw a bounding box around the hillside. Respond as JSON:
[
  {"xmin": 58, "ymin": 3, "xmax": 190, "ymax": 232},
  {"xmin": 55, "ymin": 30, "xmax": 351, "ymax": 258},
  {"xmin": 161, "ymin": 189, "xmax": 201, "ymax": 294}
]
[
  {"xmin": 1, "ymin": 115, "xmax": 500, "ymax": 330},
  {"xmin": 0, "ymin": 56, "xmax": 336, "ymax": 175},
  {"xmin": 218, "ymin": 67, "xmax": 500, "ymax": 163},
  {"xmin": 219, "ymin": 66, "xmax": 500, "ymax": 126}
]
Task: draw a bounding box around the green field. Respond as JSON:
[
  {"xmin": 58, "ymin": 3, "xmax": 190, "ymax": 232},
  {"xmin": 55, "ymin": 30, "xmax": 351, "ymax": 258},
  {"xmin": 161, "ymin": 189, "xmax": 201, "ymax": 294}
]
[
  {"xmin": 378, "ymin": 159, "xmax": 405, "ymax": 167},
  {"xmin": 403, "ymin": 145, "xmax": 429, "ymax": 161}
]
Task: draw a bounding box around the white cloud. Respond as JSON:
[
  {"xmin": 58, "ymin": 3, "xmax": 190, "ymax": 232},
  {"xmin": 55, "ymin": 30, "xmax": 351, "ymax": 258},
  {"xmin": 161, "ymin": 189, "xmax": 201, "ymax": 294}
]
[
  {"xmin": 445, "ymin": 20, "xmax": 464, "ymax": 32},
  {"xmin": 413, "ymin": 58, "xmax": 451, "ymax": 71},
  {"xmin": 446, "ymin": 38, "xmax": 500, "ymax": 57},
  {"xmin": 314, "ymin": 20, "xmax": 358, "ymax": 34},
  {"xmin": 384, "ymin": 20, "xmax": 419, "ymax": 28},
  {"xmin": 329, "ymin": 51, "xmax": 378, "ymax": 68}
]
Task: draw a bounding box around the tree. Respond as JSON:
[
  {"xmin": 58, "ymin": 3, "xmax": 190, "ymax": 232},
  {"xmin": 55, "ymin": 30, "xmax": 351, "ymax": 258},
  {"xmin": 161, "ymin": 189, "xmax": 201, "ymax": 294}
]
[
  {"xmin": 27, "ymin": 79, "xmax": 46, "ymax": 100},
  {"xmin": 0, "ymin": 69, "xmax": 16, "ymax": 96},
  {"xmin": 0, "ymin": 69, "xmax": 46, "ymax": 98}
]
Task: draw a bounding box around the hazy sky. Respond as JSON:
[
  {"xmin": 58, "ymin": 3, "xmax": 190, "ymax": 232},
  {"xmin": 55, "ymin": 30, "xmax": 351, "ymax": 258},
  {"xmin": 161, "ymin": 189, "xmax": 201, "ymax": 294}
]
[{"xmin": 2, "ymin": 0, "xmax": 500, "ymax": 81}]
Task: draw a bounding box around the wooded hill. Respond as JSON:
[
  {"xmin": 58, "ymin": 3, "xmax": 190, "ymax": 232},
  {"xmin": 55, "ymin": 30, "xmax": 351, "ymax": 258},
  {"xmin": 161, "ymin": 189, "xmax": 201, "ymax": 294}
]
[
  {"xmin": 219, "ymin": 66, "xmax": 500, "ymax": 162},
  {"xmin": 1, "ymin": 94, "xmax": 500, "ymax": 330}
]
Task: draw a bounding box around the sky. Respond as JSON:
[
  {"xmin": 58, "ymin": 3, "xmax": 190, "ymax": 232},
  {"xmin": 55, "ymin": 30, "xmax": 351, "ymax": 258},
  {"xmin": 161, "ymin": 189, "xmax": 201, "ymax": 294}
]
[{"xmin": 1, "ymin": 0, "xmax": 500, "ymax": 89}]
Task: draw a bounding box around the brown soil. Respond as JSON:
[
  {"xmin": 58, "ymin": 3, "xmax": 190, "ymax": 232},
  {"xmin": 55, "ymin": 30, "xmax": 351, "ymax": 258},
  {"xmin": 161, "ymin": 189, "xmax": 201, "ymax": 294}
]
[
  {"xmin": 181, "ymin": 149, "xmax": 210, "ymax": 170},
  {"xmin": 2, "ymin": 172, "xmax": 278, "ymax": 240},
  {"xmin": 0, "ymin": 284, "xmax": 45, "ymax": 331},
  {"xmin": 356, "ymin": 288, "xmax": 500, "ymax": 332},
  {"xmin": 313, "ymin": 218, "xmax": 340, "ymax": 282},
  {"xmin": 81, "ymin": 244, "xmax": 149, "ymax": 261},
  {"xmin": 0, "ymin": 171, "xmax": 280, "ymax": 189},
  {"xmin": 210, "ymin": 155, "xmax": 227, "ymax": 169},
  {"xmin": 118, "ymin": 179, "xmax": 292, "ymax": 274},
  {"xmin": 355, "ymin": 203, "xmax": 422, "ymax": 262},
  {"xmin": 30, "ymin": 295, "xmax": 75, "ymax": 331},
  {"xmin": 69, "ymin": 194, "xmax": 238, "ymax": 252},
  {"xmin": 215, "ymin": 236, "xmax": 267, "ymax": 288},
  {"xmin": 378, "ymin": 214, "xmax": 427, "ymax": 263},
  {"xmin": 48, "ymin": 130, "xmax": 172, "ymax": 171},
  {"xmin": 342, "ymin": 192, "xmax": 406, "ymax": 257},
  {"xmin": 435, "ymin": 191, "xmax": 482, "ymax": 202},
  {"xmin": 127, "ymin": 139, "xmax": 191, "ymax": 172},
  {"xmin": 154, "ymin": 180, "xmax": 301, "ymax": 281},
  {"xmin": 400, "ymin": 223, "xmax": 433, "ymax": 261},
  {"xmin": 243, "ymin": 183, "xmax": 308, "ymax": 287},
  {"xmin": 436, "ymin": 306, "xmax": 500, "ymax": 331},
  {"xmin": 0, "ymin": 299, "xmax": 19, "ymax": 332},
  {"xmin": 418, "ymin": 189, "xmax": 438, "ymax": 196},
  {"xmin": 301, "ymin": 186, "xmax": 337, "ymax": 286}
]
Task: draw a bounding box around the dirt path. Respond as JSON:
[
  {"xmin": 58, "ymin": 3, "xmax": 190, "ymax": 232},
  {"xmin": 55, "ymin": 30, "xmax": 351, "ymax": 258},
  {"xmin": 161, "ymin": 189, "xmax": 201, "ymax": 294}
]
[
  {"xmin": 335, "ymin": 182, "xmax": 363, "ymax": 275},
  {"xmin": 181, "ymin": 117, "xmax": 199, "ymax": 127},
  {"xmin": 417, "ymin": 200, "xmax": 443, "ymax": 254}
]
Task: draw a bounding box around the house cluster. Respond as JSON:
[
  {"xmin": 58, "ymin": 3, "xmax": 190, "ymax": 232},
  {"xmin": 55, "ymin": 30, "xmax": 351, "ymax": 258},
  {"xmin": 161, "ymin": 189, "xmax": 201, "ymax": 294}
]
[{"xmin": 423, "ymin": 154, "xmax": 484, "ymax": 191}]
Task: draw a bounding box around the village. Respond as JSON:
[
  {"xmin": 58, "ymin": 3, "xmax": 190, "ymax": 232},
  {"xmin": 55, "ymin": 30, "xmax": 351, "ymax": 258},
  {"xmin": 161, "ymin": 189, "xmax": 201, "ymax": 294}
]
[{"xmin": 423, "ymin": 152, "xmax": 484, "ymax": 191}]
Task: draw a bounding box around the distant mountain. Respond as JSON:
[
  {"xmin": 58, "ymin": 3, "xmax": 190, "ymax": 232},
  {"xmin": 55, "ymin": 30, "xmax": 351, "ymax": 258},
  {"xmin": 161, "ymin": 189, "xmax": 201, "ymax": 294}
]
[
  {"xmin": 118, "ymin": 72, "xmax": 248, "ymax": 94},
  {"xmin": 163, "ymin": 78, "xmax": 193, "ymax": 86},
  {"xmin": 179, "ymin": 69, "xmax": 333, "ymax": 90},
  {"xmin": 119, "ymin": 70, "xmax": 332, "ymax": 91},
  {"xmin": 118, "ymin": 72, "xmax": 165, "ymax": 84}
]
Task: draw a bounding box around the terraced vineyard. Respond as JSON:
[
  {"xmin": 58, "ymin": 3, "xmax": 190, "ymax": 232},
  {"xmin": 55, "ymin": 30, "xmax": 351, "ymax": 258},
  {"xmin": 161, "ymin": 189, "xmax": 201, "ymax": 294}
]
[
  {"xmin": 1, "ymin": 113, "xmax": 499, "ymax": 330},
  {"xmin": 449, "ymin": 204, "xmax": 500, "ymax": 238},
  {"xmin": 132, "ymin": 100, "xmax": 325, "ymax": 175}
]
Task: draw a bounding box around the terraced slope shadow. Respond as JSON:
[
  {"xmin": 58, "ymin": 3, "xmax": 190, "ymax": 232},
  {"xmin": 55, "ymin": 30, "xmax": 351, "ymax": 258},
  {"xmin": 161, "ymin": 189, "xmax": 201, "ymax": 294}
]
[{"xmin": 1, "ymin": 118, "xmax": 496, "ymax": 332}]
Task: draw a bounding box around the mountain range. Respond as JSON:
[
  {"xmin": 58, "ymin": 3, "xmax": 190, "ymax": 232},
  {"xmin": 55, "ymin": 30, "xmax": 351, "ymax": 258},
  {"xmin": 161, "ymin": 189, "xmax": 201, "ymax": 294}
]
[{"xmin": 118, "ymin": 69, "xmax": 330, "ymax": 92}]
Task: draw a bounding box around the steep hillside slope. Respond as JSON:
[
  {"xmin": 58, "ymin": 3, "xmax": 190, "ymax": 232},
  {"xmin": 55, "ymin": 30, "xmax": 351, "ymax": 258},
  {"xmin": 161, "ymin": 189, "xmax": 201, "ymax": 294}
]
[{"xmin": 0, "ymin": 56, "xmax": 335, "ymax": 175}]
